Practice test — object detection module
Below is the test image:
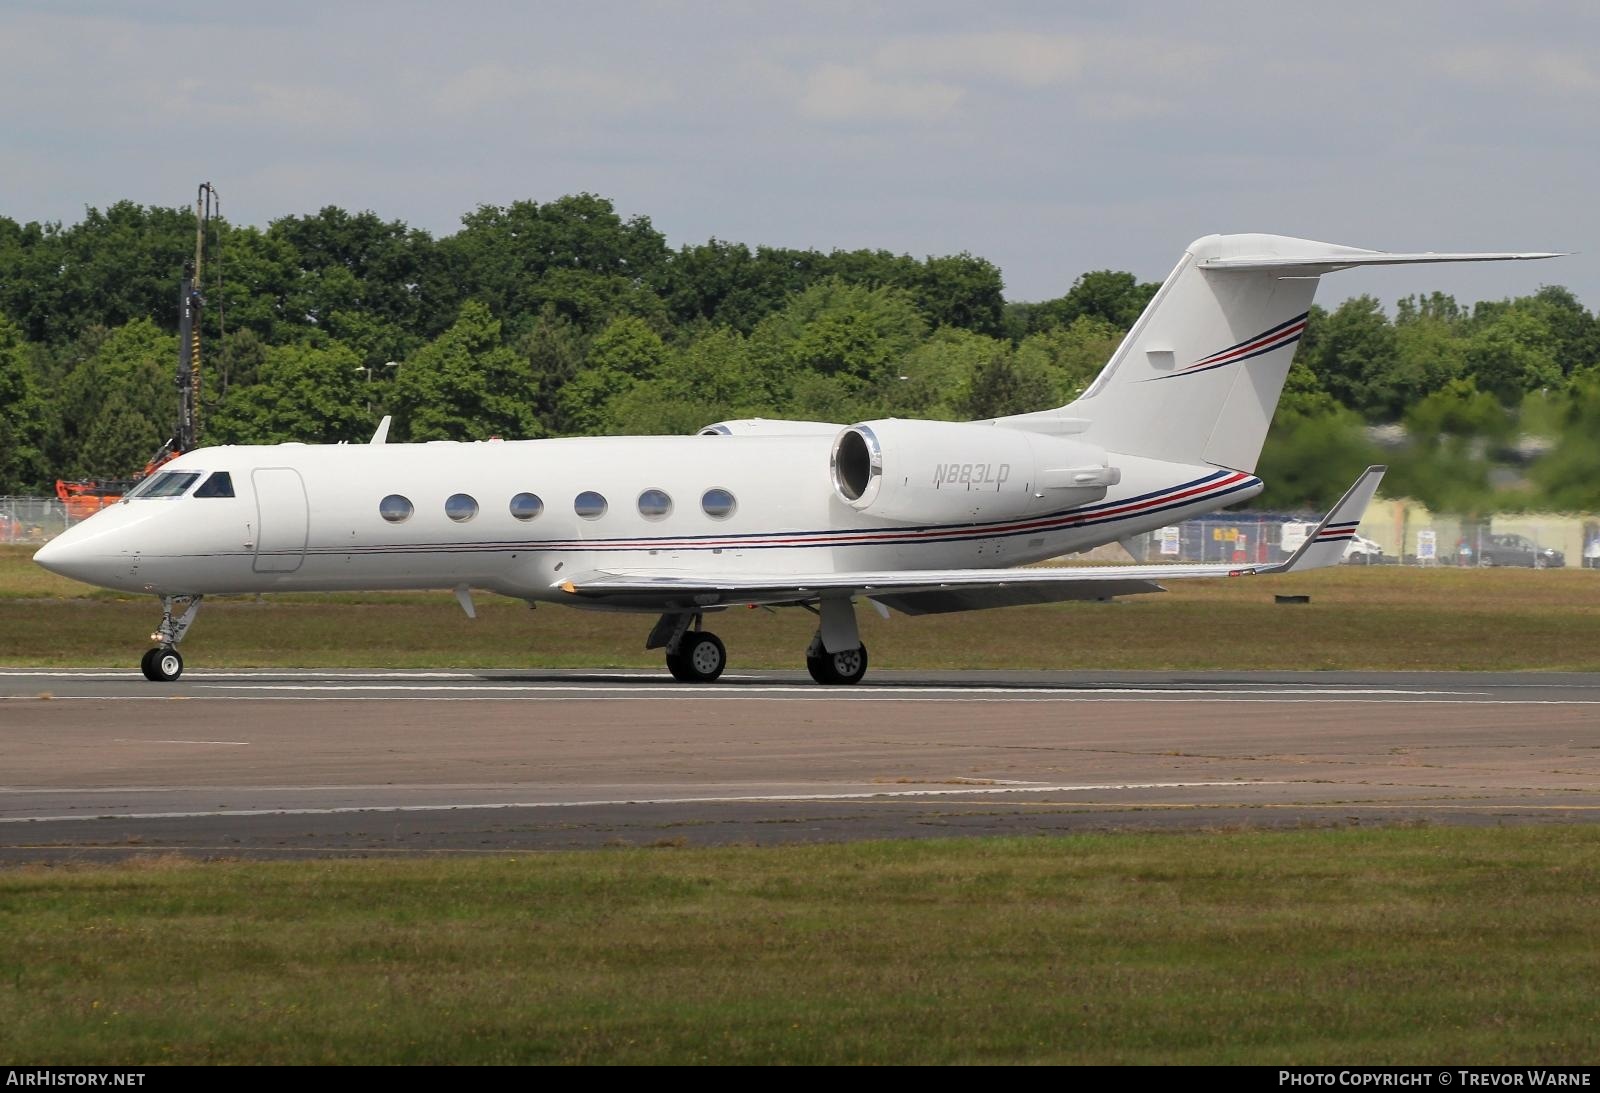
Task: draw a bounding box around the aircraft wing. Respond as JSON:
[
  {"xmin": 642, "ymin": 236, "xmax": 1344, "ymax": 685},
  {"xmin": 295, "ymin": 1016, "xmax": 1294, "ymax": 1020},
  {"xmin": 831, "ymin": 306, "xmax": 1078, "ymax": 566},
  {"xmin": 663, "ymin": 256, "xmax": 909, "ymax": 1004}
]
[{"xmin": 557, "ymin": 466, "xmax": 1385, "ymax": 615}]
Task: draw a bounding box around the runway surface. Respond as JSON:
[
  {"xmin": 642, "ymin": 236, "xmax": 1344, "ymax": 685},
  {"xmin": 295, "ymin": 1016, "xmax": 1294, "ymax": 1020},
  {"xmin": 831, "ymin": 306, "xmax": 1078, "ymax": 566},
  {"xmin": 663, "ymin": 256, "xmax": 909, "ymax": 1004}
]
[{"xmin": 3, "ymin": 667, "xmax": 1598, "ymax": 862}]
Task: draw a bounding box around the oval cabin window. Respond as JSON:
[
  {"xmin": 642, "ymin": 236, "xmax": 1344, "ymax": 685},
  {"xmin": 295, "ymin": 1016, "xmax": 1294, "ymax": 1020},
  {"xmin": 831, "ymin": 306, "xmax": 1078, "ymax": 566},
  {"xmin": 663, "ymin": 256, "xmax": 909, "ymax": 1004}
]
[
  {"xmin": 701, "ymin": 488, "xmax": 737, "ymax": 519},
  {"xmin": 509, "ymin": 493, "xmax": 544, "ymax": 521},
  {"xmin": 379, "ymin": 495, "xmax": 414, "ymax": 523},
  {"xmin": 637, "ymin": 489, "xmax": 672, "ymax": 519}
]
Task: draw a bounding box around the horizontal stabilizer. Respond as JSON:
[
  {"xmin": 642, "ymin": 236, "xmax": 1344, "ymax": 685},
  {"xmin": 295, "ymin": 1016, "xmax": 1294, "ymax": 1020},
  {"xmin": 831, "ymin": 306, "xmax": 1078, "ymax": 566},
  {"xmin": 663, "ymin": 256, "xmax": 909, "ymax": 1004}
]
[{"xmin": 1200, "ymin": 244, "xmax": 1563, "ymax": 274}]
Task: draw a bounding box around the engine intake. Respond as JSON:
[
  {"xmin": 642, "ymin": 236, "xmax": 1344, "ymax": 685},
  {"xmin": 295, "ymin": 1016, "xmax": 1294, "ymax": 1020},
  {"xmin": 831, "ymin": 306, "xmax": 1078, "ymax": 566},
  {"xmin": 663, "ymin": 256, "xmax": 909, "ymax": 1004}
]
[
  {"xmin": 832, "ymin": 425, "xmax": 881, "ymax": 502},
  {"xmin": 829, "ymin": 419, "xmax": 1119, "ymax": 524}
]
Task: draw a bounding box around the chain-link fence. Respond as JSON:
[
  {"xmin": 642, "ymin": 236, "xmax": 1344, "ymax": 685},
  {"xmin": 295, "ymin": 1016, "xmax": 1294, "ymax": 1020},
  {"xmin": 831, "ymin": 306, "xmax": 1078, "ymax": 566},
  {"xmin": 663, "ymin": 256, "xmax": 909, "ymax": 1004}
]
[
  {"xmin": 0, "ymin": 497, "xmax": 81, "ymax": 544},
  {"xmin": 1118, "ymin": 508, "xmax": 1600, "ymax": 569}
]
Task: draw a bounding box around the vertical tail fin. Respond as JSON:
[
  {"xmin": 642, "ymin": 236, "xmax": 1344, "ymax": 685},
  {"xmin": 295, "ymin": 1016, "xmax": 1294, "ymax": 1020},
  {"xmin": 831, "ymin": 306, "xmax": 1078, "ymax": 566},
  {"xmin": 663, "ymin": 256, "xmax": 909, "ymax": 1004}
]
[{"xmin": 998, "ymin": 234, "xmax": 1560, "ymax": 474}]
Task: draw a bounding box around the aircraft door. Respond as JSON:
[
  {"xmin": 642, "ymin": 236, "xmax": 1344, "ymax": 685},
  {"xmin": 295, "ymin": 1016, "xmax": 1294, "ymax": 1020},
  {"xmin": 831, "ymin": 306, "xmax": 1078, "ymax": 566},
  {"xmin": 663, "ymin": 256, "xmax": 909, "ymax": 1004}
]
[{"xmin": 252, "ymin": 467, "xmax": 309, "ymax": 573}]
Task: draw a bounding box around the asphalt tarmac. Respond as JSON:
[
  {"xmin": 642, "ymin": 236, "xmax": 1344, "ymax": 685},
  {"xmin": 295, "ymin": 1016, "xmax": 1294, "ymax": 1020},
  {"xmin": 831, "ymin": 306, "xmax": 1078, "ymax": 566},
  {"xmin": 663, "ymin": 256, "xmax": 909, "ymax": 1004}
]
[{"xmin": 2, "ymin": 668, "xmax": 1598, "ymax": 862}]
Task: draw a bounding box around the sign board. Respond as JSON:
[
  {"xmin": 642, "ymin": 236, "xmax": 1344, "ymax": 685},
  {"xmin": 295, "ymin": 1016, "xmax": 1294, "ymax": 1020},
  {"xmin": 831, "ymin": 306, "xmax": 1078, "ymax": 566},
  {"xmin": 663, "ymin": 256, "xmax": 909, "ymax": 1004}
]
[
  {"xmin": 1417, "ymin": 529, "xmax": 1437, "ymax": 560},
  {"xmin": 1158, "ymin": 527, "xmax": 1181, "ymax": 556}
]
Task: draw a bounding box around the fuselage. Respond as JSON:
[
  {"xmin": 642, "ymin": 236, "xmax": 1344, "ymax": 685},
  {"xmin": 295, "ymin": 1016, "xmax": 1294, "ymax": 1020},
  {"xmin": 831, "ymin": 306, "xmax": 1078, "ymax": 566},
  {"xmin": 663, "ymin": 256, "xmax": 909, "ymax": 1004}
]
[{"xmin": 34, "ymin": 434, "xmax": 1262, "ymax": 604}]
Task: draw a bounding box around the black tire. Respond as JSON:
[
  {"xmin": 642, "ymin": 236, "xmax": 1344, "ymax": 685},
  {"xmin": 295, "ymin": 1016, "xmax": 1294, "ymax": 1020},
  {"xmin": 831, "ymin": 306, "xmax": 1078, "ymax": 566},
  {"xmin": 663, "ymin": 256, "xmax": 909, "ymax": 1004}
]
[
  {"xmin": 667, "ymin": 631, "xmax": 725, "ymax": 683},
  {"xmin": 141, "ymin": 647, "xmax": 183, "ymax": 682},
  {"xmin": 806, "ymin": 643, "xmax": 869, "ymax": 686}
]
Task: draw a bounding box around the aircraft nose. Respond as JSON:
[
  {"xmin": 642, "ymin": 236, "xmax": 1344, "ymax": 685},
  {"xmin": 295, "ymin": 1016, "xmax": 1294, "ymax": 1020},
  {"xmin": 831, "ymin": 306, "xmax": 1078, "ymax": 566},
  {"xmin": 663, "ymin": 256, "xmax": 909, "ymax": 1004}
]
[{"xmin": 33, "ymin": 530, "xmax": 99, "ymax": 584}]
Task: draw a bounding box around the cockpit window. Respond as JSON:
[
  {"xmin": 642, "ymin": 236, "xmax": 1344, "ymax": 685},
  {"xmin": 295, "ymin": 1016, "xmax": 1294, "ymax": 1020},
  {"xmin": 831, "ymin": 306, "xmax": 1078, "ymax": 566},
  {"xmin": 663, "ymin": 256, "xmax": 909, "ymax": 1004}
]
[
  {"xmin": 130, "ymin": 471, "xmax": 202, "ymax": 499},
  {"xmin": 194, "ymin": 471, "xmax": 235, "ymax": 498}
]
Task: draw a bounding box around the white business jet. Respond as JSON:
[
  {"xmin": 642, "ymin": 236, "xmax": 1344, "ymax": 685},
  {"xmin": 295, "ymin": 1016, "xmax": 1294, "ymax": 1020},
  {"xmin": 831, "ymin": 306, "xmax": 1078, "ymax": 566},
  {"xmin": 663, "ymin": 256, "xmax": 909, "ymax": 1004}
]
[{"xmin": 34, "ymin": 233, "xmax": 1557, "ymax": 684}]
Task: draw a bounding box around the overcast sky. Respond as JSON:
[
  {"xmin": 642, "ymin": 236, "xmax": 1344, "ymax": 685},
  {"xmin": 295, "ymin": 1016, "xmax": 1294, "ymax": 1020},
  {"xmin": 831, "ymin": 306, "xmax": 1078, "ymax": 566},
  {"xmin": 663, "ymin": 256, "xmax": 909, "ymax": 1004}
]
[{"xmin": 3, "ymin": 1, "xmax": 1594, "ymax": 309}]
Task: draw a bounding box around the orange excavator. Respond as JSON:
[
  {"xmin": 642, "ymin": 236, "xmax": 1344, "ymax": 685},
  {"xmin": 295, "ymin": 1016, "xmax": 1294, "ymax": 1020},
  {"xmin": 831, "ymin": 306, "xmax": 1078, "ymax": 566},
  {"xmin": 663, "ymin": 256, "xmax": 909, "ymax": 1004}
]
[{"xmin": 54, "ymin": 183, "xmax": 217, "ymax": 521}]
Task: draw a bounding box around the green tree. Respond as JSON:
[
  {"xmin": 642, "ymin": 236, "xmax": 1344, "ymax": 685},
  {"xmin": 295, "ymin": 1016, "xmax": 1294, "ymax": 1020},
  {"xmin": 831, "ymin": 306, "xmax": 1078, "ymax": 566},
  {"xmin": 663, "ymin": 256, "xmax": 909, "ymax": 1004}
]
[
  {"xmin": 555, "ymin": 316, "xmax": 667, "ymax": 435},
  {"xmin": 442, "ymin": 195, "xmax": 670, "ymax": 332},
  {"xmin": 913, "ymin": 253, "xmax": 1005, "ymax": 336},
  {"xmin": 1528, "ymin": 368, "xmax": 1600, "ymax": 510},
  {"xmin": 750, "ymin": 278, "xmax": 926, "ymax": 386},
  {"xmin": 1304, "ymin": 295, "xmax": 1400, "ymax": 417},
  {"xmin": 517, "ymin": 305, "xmax": 590, "ymax": 434},
  {"xmin": 1389, "ymin": 312, "xmax": 1467, "ymax": 408},
  {"xmin": 207, "ymin": 341, "xmax": 372, "ymax": 445},
  {"xmin": 1384, "ymin": 379, "xmax": 1511, "ymax": 513},
  {"xmin": 959, "ymin": 344, "xmax": 1054, "ymax": 420},
  {"xmin": 880, "ymin": 328, "xmax": 999, "ymax": 419},
  {"xmin": 392, "ymin": 301, "xmax": 540, "ymax": 441},
  {"xmin": 47, "ymin": 320, "xmax": 178, "ymax": 478},
  {"xmin": 0, "ymin": 316, "xmax": 47, "ymax": 491},
  {"xmin": 0, "ymin": 203, "xmax": 195, "ymax": 345},
  {"xmin": 1013, "ymin": 316, "xmax": 1124, "ymax": 404},
  {"xmin": 267, "ymin": 206, "xmax": 451, "ymax": 342},
  {"xmin": 605, "ymin": 327, "xmax": 774, "ymax": 435},
  {"xmin": 1464, "ymin": 309, "xmax": 1562, "ymax": 406},
  {"xmin": 1008, "ymin": 270, "xmax": 1157, "ymax": 338},
  {"xmin": 1520, "ymin": 286, "xmax": 1600, "ymax": 376},
  {"xmin": 1273, "ymin": 357, "xmax": 1341, "ymax": 418},
  {"xmin": 1253, "ymin": 409, "xmax": 1382, "ymax": 510}
]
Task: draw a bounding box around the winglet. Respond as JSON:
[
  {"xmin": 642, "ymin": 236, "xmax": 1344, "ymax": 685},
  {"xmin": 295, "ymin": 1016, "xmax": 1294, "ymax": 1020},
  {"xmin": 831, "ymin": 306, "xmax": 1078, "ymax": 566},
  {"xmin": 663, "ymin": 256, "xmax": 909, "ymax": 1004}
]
[
  {"xmin": 1269, "ymin": 466, "xmax": 1387, "ymax": 574},
  {"xmin": 370, "ymin": 415, "xmax": 392, "ymax": 445}
]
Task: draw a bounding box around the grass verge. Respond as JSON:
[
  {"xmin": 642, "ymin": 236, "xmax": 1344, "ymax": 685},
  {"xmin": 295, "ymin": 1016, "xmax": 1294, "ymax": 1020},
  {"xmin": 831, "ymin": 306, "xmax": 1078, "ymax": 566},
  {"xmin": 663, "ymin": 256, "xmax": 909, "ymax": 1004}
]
[
  {"xmin": 1, "ymin": 827, "xmax": 1596, "ymax": 1064},
  {"xmin": 7, "ymin": 546, "xmax": 1600, "ymax": 670}
]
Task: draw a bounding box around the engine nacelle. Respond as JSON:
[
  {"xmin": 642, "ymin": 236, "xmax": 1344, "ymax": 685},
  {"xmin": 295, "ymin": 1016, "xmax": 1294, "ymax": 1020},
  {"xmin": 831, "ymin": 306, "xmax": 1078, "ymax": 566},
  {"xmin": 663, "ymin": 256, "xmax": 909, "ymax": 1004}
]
[
  {"xmin": 699, "ymin": 418, "xmax": 844, "ymax": 437},
  {"xmin": 830, "ymin": 419, "xmax": 1120, "ymax": 524}
]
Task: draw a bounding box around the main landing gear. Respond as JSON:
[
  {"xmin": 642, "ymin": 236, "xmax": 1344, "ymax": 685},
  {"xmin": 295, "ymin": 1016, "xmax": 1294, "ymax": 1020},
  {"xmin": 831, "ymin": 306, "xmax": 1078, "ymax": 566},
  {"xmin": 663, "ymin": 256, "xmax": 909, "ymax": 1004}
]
[
  {"xmin": 140, "ymin": 595, "xmax": 202, "ymax": 682},
  {"xmin": 647, "ymin": 597, "xmax": 870, "ymax": 686},
  {"xmin": 806, "ymin": 636, "xmax": 869, "ymax": 686},
  {"xmin": 648, "ymin": 612, "xmax": 728, "ymax": 682}
]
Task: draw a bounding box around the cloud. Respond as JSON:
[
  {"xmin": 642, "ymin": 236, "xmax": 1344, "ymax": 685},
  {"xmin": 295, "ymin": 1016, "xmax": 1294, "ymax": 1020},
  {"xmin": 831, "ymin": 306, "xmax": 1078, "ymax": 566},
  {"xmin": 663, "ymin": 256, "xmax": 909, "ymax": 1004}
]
[
  {"xmin": 433, "ymin": 62, "xmax": 674, "ymax": 119},
  {"xmin": 1433, "ymin": 45, "xmax": 1600, "ymax": 95},
  {"xmin": 787, "ymin": 29, "xmax": 1198, "ymax": 128},
  {"xmin": 797, "ymin": 63, "xmax": 964, "ymax": 123},
  {"xmin": 875, "ymin": 31, "xmax": 1086, "ymax": 87}
]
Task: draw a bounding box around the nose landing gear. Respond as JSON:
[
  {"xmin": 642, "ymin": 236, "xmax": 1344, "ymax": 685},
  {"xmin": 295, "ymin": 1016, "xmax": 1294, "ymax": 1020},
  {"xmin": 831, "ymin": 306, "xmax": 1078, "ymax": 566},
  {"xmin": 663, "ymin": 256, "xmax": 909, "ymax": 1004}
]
[
  {"xmin": 140, "ymin": 646, "xmax": 184, "ymax": 682},
  {"xmin": 141, "ymin": 595, "xmax": 202, "ymax": 682}
]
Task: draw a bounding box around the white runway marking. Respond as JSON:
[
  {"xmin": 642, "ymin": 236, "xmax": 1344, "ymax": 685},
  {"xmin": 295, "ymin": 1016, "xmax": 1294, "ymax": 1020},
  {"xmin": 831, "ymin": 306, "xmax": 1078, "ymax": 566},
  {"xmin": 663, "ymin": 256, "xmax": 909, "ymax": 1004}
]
[
  {"xmin": 0, "ymin": 780, "xmax": 1284, "ymax": 824},
  {"xmin": 196, "ymin": 683, "xmax": 1481, "ymax": 697},
  {"xmin": 17, "ymin": 695, "xmax": 1600, "ymax": 707},
  {"xmin": 0, "ymin": 669, "xmax": 489, "ymax": 679},
  {"xmin": 112, "ymin": 739, "xmax": 251, "ymax": 746}
]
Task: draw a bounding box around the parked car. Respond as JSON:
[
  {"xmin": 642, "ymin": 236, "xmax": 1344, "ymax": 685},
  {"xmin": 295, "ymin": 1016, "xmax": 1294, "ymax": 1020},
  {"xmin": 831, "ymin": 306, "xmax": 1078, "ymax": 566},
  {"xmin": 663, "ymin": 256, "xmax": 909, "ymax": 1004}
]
[
  {"xmin": 1343, "ymin": 534, "xmax": 1387, "ymax": 564},
  {"xmin": 1478, "ymin": 533, "xmax": 1565, "ymax": 568}
]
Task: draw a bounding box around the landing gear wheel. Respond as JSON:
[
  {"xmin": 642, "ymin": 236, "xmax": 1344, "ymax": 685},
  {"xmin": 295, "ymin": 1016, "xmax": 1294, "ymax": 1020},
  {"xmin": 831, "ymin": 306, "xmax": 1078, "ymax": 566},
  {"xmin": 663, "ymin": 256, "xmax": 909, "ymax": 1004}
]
[
  {"xmin": 141, "ymin": 647, "xmax": 183, "ymax": 682},
  {"xmin": 667, "ymin": 631, "xmax": 726, "ymax": 683},
  {"xmin": 806, "ymin": 643, "xmax": 868, "ymax": 686}
]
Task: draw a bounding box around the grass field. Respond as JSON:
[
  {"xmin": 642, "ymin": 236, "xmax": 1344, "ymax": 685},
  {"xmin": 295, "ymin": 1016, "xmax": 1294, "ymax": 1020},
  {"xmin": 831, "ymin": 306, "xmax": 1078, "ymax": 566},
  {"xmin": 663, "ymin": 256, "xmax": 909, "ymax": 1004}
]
[
  {"xmin": 6, "ymin": 544, "xmax": 1600, "ymax": 670},
  {"xmin": 1, "ymin": 827, "xmax": 1596, "ymax": 1065}
]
